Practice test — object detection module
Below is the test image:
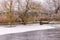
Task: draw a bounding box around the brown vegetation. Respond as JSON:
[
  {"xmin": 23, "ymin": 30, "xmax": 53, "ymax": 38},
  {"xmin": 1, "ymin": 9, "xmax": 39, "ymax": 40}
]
[{"xmin": 0, "ymin": 0, "xmax": 60, "ymax": 25}]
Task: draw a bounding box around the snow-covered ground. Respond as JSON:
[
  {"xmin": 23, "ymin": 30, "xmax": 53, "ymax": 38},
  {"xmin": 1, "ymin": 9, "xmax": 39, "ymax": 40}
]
[{"xmin": 0, "ymin": 23, "xmax": 59, "ymax": 35}]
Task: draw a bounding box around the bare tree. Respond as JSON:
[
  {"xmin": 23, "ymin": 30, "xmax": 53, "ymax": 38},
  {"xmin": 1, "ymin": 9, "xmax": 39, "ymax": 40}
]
[
  {"xmin": 54, "ymin": 0, "xmax": 60, "ymax": 13},
  {"xmin": 17, "ymin": 0, "xmax": 30, "ymax": 24},
  {"xmin": 1, "ymin": 0, "xmax": 16, "ymax": 25}
]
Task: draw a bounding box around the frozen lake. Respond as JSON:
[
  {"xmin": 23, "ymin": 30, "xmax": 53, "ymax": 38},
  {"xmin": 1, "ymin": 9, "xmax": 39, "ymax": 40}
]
[{"xmin": 0, "ymin": 23, "xmax": 60, "ymax": 35}]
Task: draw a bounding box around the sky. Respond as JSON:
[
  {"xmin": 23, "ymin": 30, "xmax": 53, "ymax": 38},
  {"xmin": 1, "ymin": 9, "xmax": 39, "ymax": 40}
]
[
  {"xmin": 0, "ymin": 0, "xmax": 44, "ymax": 3},
  {"xmin": 0, "ymin": 0, "xmax": 45, "ymax": 5},
  {"xmin": 0, "ymin": 0, "xmax": 2, "ymax": 2},
  {"xmin": 0, "ymin": 0, "xmax": 45, "ymax": 9},
  {"xmin": 34, "ymin": 0, "xmax": 44, "ymax": 2}
]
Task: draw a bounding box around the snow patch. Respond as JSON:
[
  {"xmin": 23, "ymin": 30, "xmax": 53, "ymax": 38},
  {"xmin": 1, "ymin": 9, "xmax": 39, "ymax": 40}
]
[{"xmin": 0, "ymin": 24, "xmax": 55, "ymax": 35}]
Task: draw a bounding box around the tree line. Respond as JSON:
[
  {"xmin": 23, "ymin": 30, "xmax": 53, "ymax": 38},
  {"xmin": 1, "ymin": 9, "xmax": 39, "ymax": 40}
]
[{"xmin": 0, "ymin": 0, "xmax": 60, "ymax": 25}]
